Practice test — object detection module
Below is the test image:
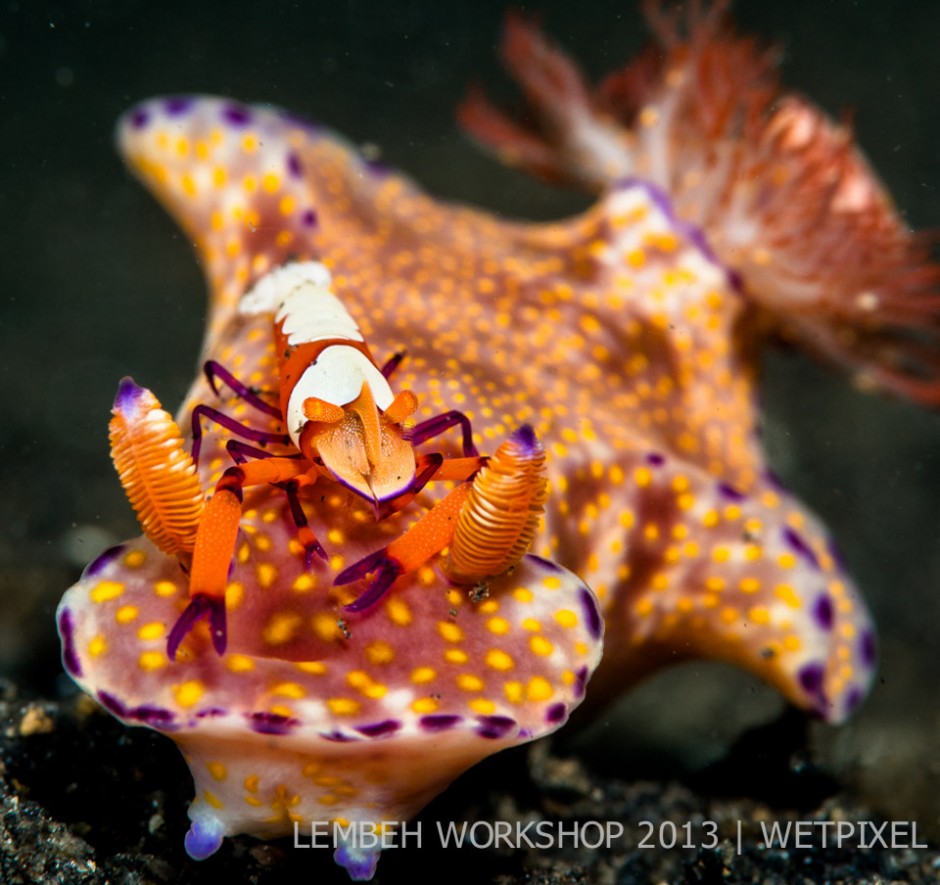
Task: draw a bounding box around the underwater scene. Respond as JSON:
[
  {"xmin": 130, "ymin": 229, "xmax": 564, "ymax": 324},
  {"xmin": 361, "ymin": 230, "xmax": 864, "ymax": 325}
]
[{"xmin": 1, "ymin": 0, "xmax": 939, "ymax": 882}]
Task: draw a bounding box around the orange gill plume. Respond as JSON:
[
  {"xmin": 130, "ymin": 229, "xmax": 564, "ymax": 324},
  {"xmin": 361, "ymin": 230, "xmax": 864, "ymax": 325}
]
[
  {"xmin": 109, "ymin": 377, "xmax": 204, "ymax": 556},
  {"xmin": 447, "ymin": 425, "xmax": 548, "ymax": 583},
  {"xmin": 459, "ymin": 2, "xmax": 940, "ymax": 404}
]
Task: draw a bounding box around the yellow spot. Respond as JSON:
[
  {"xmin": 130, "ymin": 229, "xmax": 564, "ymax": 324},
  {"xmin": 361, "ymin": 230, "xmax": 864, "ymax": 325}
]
[
  {"xmin": 138, "ymin": 651, "xmax": 166, "ymax": 671},
  {"xmin": 478, "ymin": 599, "xmax": 500, "ymax": 614},
  {"xmin": 387, "ymin": 598, "xmax": 412, "ymax": 626},
  {"xmin": 526, "ymin": 676, "xmax": 554, "ymax": 701},
  {"xmin": 720, "ymin": 607, "xmax": 739, "ymax": 625},
  {"xmin": 634, "ymin": 466, "xmax": 652, "ymax": 487},
  {"xmin": 456, "ymin": 674, "xmax": 484, "ymax": 692},
  {"xmin": 783, "ymin": 635, "xmax": 802, "ymax": 652},
  {"xmin": 553, "ymin": 609, "xmax": 578, "ymax": 629},
  {"xmin": 412, "ymin": 697, "xmax": 438, "ymax": 714},
  {"xmin": 411, "ymin": 667, "xmax": 436, "ymax": 684},
  {"xmin": 748, "ymin": 606, "xmax": 771, "ymax": 625},
  {"xmin": 521, "ymin": 618, "xmax": 541, "ymax": 632},
  {"xmin": 257, "ymin": 563, "xmax": 277, "ymax": 588},
  {"xmin": 634, "ymin": 597, "xmax": 654, "ymax": 617},
  {"xmin": 115, "ymin": 605, "xmax": 139, "ymax": 624},
  {"xmin": 295, "ymin": 661, "xmax": 327, "ymax": 675},
  {"xmin": 712, "ymin": 546, "xmax": 730, "ymax": 563},
  {"xmin": 91, "ymin": 581, "xmax": 124, "ymax": 603},
  {"xmin": 504, "ymin": 681, "xmax": 524, "ymax": 703},
  {"xmin": 469, "ymin": 698, "xmax": 496, "ymax": 715},
  {"xmin": 445, "ymin": 649, "xmax": 469, "ymax": 664},
  {"xmin": 365, "ymin": 641, "xmax": 395, "ymax": 665},
  {"xmin": 262, "ymin": 172, "xmax": 281, "ymax": 193},
  {"xmin": 513, "ymin": 587, "xmax": 534, "ymax": 603},
  {"xmin": 485, "ymin": 649, "xmax": 514, "ymax": 671},
  {"xmin": 207, "ymin": 762, "xmax": 227, "ymax": 781},
  {"xmin": 124, "ymin": 550, "xmax": 146, "ymax": 568},
  {"xmin": 777, "ymin": 552, "xmax": 797, "ymax": 570},
  {"xmin": 326, "ymin": 697, "xmax": 361, "ymax": 716},
  {"xmin": 438, "ymin": 621, "xmax": 464, "ymax": 643},
  {"xmin": 346, "ymin": 671, "xmax": 388, "ymax": 699},
  {"xmin": 774, "ymin": 584, "xmax": 802, "ymax": 609},
  {"xmin": 203, "ymin": 790, "xmax": 223, "ymax": 809},
  {"xmin": 293, "ymin": 574, "xmax": 315, "ymax": 593},
  {"xmin": 271, "ymin": 682, "xmax": 305, "ymax": 699},
  {"xmin": 264, "ymin": 612, "xmax": 302, "ymax": 645},
  {"xmin": 279, "ymin": 195, "xmax": 296, "ymax": 215},
  {"xmin": 739, "ymin": 577, "xmax": 761, "ymax": 594},
  {"xmin": 154, "ymin": 580, "xmax": 178, "ymax": 597},
  {"xmin": 244, "ymin": 775, "xmax": 260, "ymax": 792},
  {"xmin": 88, "ymin": 635, "xmax": 107, "ymax": 657},
  {"xmin": 225, "ymin": 654, "xmax": 255, "ymax": 673},
  {"xmin": 487, "ymin": 617, "xmax": 510, "ymax": 635},
  {"xmin": 137, "ymin": 622, "xmax": 165, "ymax": 641},
  {"xmin": 529, "ymin": 636, "xmax": 554, "ymax": 657},
  {"xmin": 173, "ymin": 680, "xmax": 205, "ymax": 708}
]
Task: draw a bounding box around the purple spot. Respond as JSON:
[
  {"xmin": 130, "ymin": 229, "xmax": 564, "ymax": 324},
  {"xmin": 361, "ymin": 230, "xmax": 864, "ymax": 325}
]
[
  {"xmin": 97, "ymin": 691, "xmax": 128, "ymax": 718},
  {"xmin": 355, "ymin": 719, "xmax": 401, "ymax": 738},
  {"xmin": 195, "ymin": 708, "xmax": 227, "ymax": 718},
  {"xmin": 57, "ymin": 608, "xmax": 82, "ymax": 678},
  {"xmin": 164, "ymin": 96, "xmax": 193, "ymax": 116},
  {"xmin": 645, "ymin": 452, "xmax": 665, "ymax": 466},
  {"xmin": 364, "ymin": 156, "xmax": 391, "ymax": 178},
  {"xmin": 546, "ymin": 703, "xmax": 567, "ymax": 724},
  {"xmin": 579, "ymin": 587, "xmax": 602, "ymax": 640},
  {"xmin": 574, "ymin": 666, "xmax": 589, "ymax": 699},
  {"xmin": 286, "ymin": 151, "xmax": 303, "ymax": 179},
  {"xmin": 518, "ymin": 728, "xmax": 533, "ymax": 739},
  {"xmin": 783, "ymin": 526, "xmax": 819, "ymax": 570},
  {"xmin": 826, "ymin": 537, "xmax": 847, "ymax": 572},
  {"xmin": 131, "ymin": 705, "xmax": 176, "ymax": 730},
  {"xmin": 130, "ymin": 107, "xmax": 150, "ymax": 129},
  {"xmin": 614, "ymin": 177, "xmax": 743, "ymax": 294},
  {"xmin": 812, "ymin": 594, "xmax": 833, "ymax": 631},
  {"xmin": 717, "ymin": 482, "xmax": 745, "ymax": 501},
  {"xmin": 222, "ymin": 103, "xmax": 251, "ymax": 126},
  {"xmin": 798, "ymin": 662, "xmax": 825, "ymax": 695},
  {"xmin": 529, "ymin": 554, "xmax": 563, "ymax": 574},
  {"xmin": 476, "ymin": 715, "xmax": 516, "ymax": 739},
  {"xmin": 247, "ymin": 711, "xmax": 298, "ymax": 735},
  {"xmin": 859, "ymin": 630, "xmax": 877, "ymax": 668},
  {"xmin": 320, "ymin": 729, "xmax": 358, "ymax": 743},
  {"xmin": 301, "ymin": 209, "xmax": 318, "ymax": 228},
  {"xmin": 420, "ymin": 714, "xmax": 461, "ymax": 732},
  {"xmin": 278, "ymin": 109, "xmax": 322, "ymax": 133},
  {"xmin": 82, "ymin": 544, "xmax": 125, "ymax": 579},
  {"xmin": 844, "ymin": 686, "xmax": 863, "ymax": 715},
  {"xmin": 763, "ymin": 467, "xmax": 788, "ymax": 492}
]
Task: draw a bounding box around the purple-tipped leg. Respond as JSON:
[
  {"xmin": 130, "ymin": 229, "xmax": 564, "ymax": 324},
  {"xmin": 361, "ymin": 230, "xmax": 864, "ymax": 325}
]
[
  {"xmin": 335, "ymin": 549, "xmax": 403, "ymax": 612},
  {"xmin": 167, "ymin": 593, "xmax": 227, "ymax": 659}
]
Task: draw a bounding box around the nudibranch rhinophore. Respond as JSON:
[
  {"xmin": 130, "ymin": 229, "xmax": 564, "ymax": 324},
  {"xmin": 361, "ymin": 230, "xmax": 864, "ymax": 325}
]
[{"xmin": 58, "ymin": 1, "xmax": 939, "ymax": 879}]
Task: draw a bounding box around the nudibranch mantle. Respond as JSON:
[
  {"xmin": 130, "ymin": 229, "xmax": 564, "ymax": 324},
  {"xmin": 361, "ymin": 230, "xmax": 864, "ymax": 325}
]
[{"xmin": 57, "ymin": 2, "xmax": 940, "ymax": 877}]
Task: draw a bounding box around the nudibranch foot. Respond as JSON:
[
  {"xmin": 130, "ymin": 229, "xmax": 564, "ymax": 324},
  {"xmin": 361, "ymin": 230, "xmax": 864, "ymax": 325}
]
[
  {"xmin": 461, "ymin": 6, "xmax": 940, "ymax": 405},
  {"xmin": 58, "ymin": 520, "xmax": 603, "ymax": 878}
]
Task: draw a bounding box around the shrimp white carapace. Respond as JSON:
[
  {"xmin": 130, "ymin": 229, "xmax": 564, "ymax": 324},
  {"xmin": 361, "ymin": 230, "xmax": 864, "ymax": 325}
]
[{"xmin": 108, "ymin": 260, "xmax": 548, "ymax": 661}]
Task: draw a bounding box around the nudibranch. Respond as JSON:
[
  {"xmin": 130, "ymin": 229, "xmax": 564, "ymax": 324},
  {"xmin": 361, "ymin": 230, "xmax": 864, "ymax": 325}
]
[{"xmin": 58, "ymin": 0, "xmax": 939, "ymax": 877}]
